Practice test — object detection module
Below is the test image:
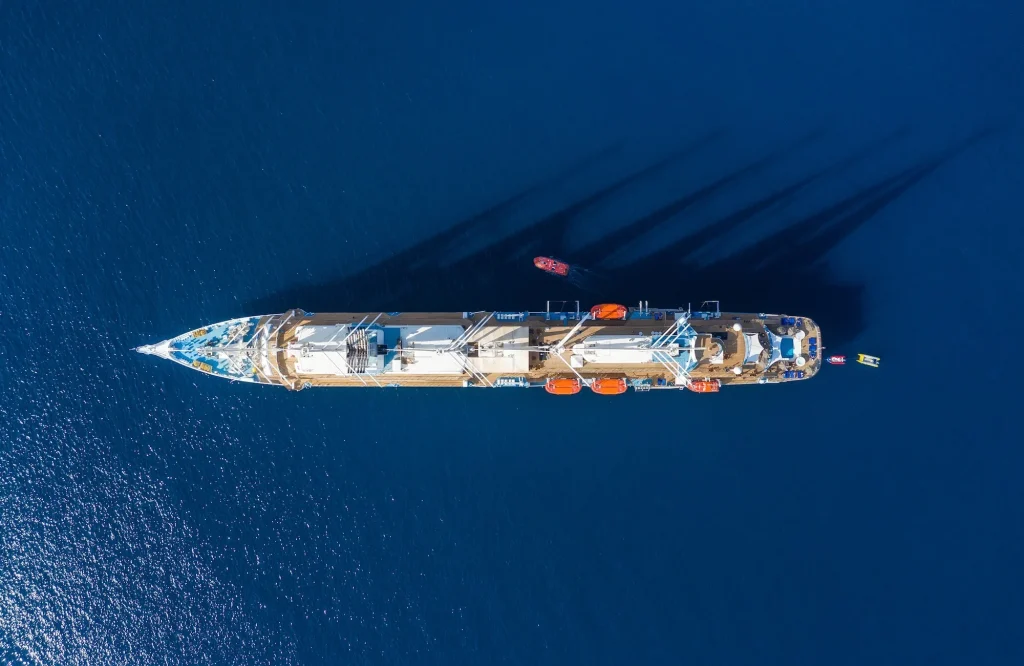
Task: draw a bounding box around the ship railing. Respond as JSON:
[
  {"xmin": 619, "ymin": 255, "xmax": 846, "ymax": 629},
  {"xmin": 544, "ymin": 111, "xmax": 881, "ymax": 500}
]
[
  {"xmin": 545, "ymin": 300, "xmax": 582, "ymax": 321},
  {"xmin": 493, "ymin": 311, "xmax": 530, "ymax": 322},
  {"xmin": 693, "ymin": 301, "xmax": 721, "ymax": 320}
]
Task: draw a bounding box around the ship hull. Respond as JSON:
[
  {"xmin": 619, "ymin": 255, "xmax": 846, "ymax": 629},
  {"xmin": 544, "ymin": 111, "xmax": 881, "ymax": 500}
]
[{"xmin": 137, "ymin": 303, "xmax": 823, "ymax": 392}]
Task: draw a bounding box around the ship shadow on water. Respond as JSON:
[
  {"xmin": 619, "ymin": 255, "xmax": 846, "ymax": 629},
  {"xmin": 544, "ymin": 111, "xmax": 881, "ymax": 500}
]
[{"xmin": 247, "ymin": 125, "xmax": 997, "ymax": 348}]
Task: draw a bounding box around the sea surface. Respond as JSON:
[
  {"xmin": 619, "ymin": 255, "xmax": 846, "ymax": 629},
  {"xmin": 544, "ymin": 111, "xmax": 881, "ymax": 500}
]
[{"xmin": 2, "ymin": 1, "xmax": 1023, "ymax": 664}]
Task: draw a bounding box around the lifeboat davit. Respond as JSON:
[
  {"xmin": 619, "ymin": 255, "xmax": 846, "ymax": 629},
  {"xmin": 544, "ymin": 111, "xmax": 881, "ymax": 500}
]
[
  {"xmin": 826, "ymin": 355, "xmax": 846, "ymax": 365},
  {"xmin": 545, "ymin": 378, "xmax": 582, "ymax": 395},
  {"xmin": 590, "ymin": 303, "xmax": 628, "ymax": 320},
  {"xmin": 533, "ymin": 256, "xmax": 571, "ymax": 277},
  {"xmin": 686, "ymin": 379, "xmax": 721, "ymax": 393},
  {"xmin": 589, "ymin": 377, "xmax": 628, "ymax": 395}
]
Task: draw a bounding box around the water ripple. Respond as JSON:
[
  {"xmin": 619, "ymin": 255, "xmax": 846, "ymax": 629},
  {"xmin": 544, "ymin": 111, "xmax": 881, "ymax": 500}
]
[{"xmin": 0, "ymin": 402, "xmax": 297, "ymax": 665}]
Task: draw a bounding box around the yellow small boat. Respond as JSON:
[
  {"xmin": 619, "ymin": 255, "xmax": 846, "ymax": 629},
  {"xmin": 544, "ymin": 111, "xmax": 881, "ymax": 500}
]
[{"xmin": 856, "ymin": 354, "xmax": 880, "ymax": 368}]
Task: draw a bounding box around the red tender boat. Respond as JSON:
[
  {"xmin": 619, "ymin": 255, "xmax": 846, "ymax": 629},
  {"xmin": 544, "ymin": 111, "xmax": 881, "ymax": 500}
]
[
  {"xmin": 534, "ymin": 256, "xmax": 571, "ymax": 277},
  {"xmin": 826, "ymin": 355, "xmax": 846, "ymax": 365}
]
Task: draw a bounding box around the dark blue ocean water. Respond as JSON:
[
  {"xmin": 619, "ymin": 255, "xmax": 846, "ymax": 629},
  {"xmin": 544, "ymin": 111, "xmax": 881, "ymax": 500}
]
[{"xmin": 2, "ymin": 1, "xmax": 1023, "ymax": 664}]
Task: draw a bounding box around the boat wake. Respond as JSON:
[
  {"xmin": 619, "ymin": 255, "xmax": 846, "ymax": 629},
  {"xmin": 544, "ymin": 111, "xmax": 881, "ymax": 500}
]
[{"xmin": 565, "ymin": 265, "xmax": 610, "ymax": 293}]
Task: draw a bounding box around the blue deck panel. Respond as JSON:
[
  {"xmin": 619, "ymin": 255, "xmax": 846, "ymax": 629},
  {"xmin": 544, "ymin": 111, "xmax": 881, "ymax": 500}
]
[
  {"xmin": 166, "ymin": 316, "xmax": 264, "ymax": 381},
  {"xmin": 383, "ymin": 326, "xmax": 402, "ymax": 369}
]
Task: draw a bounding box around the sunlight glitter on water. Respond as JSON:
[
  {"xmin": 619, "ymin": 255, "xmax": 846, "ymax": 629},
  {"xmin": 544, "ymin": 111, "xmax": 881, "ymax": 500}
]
[{"xmin": 0, "ymin": 412, "xmax": 299, "ymax": 666}]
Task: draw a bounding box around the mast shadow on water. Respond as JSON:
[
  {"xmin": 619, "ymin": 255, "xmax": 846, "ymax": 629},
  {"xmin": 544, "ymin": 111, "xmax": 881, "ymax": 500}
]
[{"xmin": 246, "ymin": 125, "xmax": 1000, "ymax": 348}]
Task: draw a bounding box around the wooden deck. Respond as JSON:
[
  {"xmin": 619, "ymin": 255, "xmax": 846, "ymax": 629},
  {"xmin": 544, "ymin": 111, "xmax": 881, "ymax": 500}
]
[{"xmin": 258, "ymin": 309, "xmax": 823, "ymax": 390}]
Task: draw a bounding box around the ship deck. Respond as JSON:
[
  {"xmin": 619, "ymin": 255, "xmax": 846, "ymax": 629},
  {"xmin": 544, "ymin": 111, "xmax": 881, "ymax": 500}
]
[{"xmin": 262, "ymin": 310, "xmax": 823, "ymax": 390}]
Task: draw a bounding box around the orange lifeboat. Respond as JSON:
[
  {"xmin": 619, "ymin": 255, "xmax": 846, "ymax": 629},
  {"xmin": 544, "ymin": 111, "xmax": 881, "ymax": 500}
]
[
  {"xmin": 545, "ymin": 378, "xmax": 582, "ymax": 395},
  {"xmin": 590, "ymin": 303, "xmax": 628, "ymax": 320},
  {"xmin": 589, "ymin": 378, "xmax": 628, "ymax": 395},
  {"xmin": 687, "ymin": 379, "xmax": 721, "ymax": 393}
]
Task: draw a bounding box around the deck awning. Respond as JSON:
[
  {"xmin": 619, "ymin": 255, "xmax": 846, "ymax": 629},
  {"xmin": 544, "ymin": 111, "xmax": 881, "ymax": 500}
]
[
  {"xmin": 743, "ymin": 333, "xmax": 764, "ymax": 364},
  {"xmin": 766, "ymin": 329, "xmax": 786, "ymax": 367}
]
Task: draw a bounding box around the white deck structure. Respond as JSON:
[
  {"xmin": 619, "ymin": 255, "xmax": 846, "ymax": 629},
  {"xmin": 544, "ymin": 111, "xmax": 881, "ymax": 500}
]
[
  {"xmin": 284, "ymin": 322, "xmax": 531, "ymax": 377},
  {"xmin": 571, "ymin": 335, "xmax": 681, "ymax": 365}
]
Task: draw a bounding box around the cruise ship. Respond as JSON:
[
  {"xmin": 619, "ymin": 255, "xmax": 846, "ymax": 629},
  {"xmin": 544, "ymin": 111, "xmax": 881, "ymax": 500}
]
[{"xmin": 135, "ymin": 302, "xmax": 823, "ymax": 394}]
